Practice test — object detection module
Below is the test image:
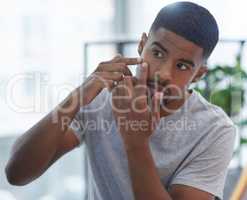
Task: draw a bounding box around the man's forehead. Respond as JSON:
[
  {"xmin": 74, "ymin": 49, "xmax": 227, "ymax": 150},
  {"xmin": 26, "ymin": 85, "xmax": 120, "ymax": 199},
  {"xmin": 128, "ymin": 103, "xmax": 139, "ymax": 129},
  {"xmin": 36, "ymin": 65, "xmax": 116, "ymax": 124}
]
[{"xmin": 149, "ymin": 28, "xmax": 204, "ymax": 60}]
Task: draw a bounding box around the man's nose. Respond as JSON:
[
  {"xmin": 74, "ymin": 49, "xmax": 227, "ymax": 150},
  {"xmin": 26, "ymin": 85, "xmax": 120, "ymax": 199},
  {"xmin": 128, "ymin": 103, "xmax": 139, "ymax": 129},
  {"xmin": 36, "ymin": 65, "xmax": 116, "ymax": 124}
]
[{"xmin": 155, "ymin": 63, "xmax": 173, "ymax": 84}]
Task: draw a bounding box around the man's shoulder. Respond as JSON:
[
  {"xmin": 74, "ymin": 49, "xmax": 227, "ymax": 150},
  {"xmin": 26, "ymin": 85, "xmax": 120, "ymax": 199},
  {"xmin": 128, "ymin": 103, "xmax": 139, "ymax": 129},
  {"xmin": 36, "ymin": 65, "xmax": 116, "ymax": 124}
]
[
  {"xmin": 192, "ymin": 90, "xmax": 234, "ymax": 128},
  {"xmin": 79, "ymin": 89, "xmax": 113, "ymax": 121},
  {"xmin": 186, "ymin": 90, "xmax": 236, "ymax": 145}
]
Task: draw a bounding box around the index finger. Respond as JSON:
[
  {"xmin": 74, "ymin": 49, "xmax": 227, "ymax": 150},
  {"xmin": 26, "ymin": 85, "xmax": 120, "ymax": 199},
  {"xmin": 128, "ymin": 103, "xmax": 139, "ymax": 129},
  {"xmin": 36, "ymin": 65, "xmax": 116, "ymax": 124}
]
[{"xmin": 116, "ymin": 57, "xmax": 142, "ymax": 65}]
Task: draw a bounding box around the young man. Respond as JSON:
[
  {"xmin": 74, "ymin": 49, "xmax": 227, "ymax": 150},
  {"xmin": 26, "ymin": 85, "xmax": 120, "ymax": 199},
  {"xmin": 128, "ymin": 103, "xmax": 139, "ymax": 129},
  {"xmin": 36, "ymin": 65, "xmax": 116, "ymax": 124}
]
[{"xmin": 5, "ymin": 2, "xmax": 236, "ymax": 200}]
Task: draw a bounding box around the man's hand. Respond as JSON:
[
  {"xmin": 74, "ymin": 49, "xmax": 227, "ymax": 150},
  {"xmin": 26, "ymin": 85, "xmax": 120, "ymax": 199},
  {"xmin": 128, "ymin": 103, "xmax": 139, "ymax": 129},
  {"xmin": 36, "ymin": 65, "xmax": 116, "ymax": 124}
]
[
  {"xmin": 112, "ymin": 62, "xmax": 163, "ymax": 151},
  {"xmin": 77, "ymin": 55, "xmax": 142, "ymax": 107}
]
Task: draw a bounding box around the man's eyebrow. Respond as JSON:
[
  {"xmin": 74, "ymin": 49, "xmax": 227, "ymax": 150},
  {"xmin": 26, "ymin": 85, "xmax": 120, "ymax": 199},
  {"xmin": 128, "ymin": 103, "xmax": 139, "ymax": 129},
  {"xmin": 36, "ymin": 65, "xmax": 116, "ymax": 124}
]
[
  {"xmin": 152, "ymin": 42, "xmax": 169, "ymax": 54},
  {"xmin": 178, "ymin": 58, "xmax": 195, "ymax": 68},
  {"xmin": 152, "ymin": 41, "xmax": 195, "ymax": 67}
]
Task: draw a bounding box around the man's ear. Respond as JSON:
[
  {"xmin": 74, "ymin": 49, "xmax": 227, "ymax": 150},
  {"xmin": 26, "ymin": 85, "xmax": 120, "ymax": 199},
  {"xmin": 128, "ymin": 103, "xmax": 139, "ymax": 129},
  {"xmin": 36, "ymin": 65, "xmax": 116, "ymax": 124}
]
[
  {"xmin": 137, "ymin": 32, "xmax": 148, "ymax": 56},
  {"xmin": 191, "ymin": 66, "xmax": 208, "ymax": 83}
]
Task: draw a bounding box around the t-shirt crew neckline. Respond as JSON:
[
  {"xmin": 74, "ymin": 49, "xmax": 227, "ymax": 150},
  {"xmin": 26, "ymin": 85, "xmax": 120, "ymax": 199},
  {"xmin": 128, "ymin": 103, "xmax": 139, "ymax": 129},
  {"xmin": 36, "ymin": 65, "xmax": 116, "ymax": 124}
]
[
  {"xmin": 151, "ymin": 89, "xmax": 197, "ymax": 138},
  {"xmin": 159, "ymin": 89, "xmax": 197, "ymax": 122}
]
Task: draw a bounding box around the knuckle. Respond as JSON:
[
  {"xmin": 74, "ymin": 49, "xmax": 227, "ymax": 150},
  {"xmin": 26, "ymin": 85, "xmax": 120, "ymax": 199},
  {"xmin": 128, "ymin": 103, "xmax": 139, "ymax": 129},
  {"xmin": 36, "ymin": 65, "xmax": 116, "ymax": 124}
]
[
  {"xmin": 113, "ymin": 71, "xmax": 121, "ymax": 75},
  {"xmin": 116, "ymin": 71, "xmax": 123, "ymax": 75},
  {"xmin": 120, "ymin": 62, "xmax": 126, "ymax": 66},
  {"xmin": 98, "ymin": 62, "xmax": 104, "ymax": 67},
  {"xmin": 93, "ymin": 71, "xmax": 101, "ymax": 76},
  {"xmin": 99, "ymin": 61, "xmax": 107, "ymax": 65},
  {"xmin": 115, "ymin": 63, "xmax": 125, "ymax": 69},
  {"xmin": 96, "ymin": 64, "xmax": 103, "ymax": 71},
  {"xmin": 125, "ymin": 58, "xmax": 131, "ymax": 63}
]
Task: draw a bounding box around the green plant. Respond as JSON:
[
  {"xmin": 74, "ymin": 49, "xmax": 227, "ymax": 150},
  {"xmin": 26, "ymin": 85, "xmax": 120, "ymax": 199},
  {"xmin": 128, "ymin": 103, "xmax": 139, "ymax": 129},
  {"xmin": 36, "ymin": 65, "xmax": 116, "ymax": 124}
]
[
  {"xmin": 195, "ymin": 64, "xmax": 247, "ymax": 116},
  {"xmin": 194, "ymin": 58, "xmax": 247, "ymax": 155}
]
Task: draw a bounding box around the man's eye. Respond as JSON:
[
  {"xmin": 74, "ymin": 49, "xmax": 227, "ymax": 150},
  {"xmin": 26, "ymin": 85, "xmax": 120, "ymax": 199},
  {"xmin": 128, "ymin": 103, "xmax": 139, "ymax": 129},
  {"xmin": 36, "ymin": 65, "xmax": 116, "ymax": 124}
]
[
  {"xmin": 152, "ymin": 50, "xmax": 163, "ymax": 58},
  {"xmin": 177, "ymin": 63, "xmax": 189, "ymax": 70}
]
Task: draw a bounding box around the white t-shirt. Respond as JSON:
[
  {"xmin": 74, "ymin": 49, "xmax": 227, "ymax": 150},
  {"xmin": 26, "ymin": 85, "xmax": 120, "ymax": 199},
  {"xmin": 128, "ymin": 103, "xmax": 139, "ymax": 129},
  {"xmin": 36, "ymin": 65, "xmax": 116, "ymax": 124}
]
[{"xmin": 70, "ymin": 89, "xmax": 236, "ymax": 200}]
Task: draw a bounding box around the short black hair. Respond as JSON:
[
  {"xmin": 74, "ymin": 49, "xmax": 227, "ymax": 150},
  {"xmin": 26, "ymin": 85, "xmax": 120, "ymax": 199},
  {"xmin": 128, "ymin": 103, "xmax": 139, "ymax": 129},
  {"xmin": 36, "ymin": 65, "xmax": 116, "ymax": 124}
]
[{"xmin": 150, "ymin": 1, "xmax": 219, "ymax": 59}]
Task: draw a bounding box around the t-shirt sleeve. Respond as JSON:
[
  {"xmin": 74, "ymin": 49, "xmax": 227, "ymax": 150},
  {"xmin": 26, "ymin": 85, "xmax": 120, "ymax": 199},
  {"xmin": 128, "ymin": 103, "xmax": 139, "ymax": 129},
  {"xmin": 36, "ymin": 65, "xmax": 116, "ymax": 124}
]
[
  {"xmin": 69, "ymin": 89, "xmax": 110, "ymax": 146},
  {"xmin": 170, "ymin": 125, "xmax": 237, "ymax": 200},
  {"xmin": 70, "ymin": 107, "xmax": 86, "ymax": 146}
]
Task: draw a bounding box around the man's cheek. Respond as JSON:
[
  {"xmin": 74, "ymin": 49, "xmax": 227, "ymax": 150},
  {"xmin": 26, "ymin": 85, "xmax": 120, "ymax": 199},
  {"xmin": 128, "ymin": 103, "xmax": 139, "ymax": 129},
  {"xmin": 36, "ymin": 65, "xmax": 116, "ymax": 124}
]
[{"xmin": 173, "ymin": 79, "xmax": 188, "ymax": 88}]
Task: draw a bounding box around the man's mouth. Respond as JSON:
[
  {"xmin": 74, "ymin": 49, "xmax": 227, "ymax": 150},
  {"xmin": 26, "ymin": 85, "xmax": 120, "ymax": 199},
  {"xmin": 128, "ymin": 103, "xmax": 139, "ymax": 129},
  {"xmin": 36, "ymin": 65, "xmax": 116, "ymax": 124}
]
[
  {"xmin": 146, "ymin": 81, "xmax": 171, "ymax": 106},
  {"xmin": 146, "ymin": 81, "xmax": 171, "ymax": 96}
]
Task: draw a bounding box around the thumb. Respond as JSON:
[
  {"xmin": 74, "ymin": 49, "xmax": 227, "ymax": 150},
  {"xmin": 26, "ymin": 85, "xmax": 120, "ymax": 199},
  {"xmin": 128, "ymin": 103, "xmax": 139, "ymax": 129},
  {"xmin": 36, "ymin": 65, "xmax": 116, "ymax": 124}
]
[{"xmin": 152, "ymin": 92, "xmax": 163, "ymax": 125}]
